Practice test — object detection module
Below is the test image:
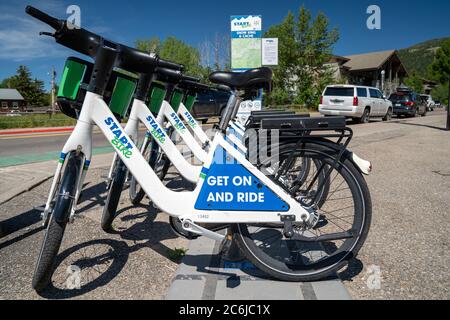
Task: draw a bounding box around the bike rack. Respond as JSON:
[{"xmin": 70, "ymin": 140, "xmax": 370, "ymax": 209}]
[{"xmin": 219, "ymin": 228, "xmax": 246, "ymax": 262}]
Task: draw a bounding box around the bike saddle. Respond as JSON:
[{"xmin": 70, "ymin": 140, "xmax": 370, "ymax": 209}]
[{"xmin": 209, "ymin": 67, "xmax": 272, "ymax": 92}]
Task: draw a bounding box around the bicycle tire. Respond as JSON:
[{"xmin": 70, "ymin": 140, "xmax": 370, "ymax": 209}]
[
  {"xmin": 32, "ymin": 151, "xmax": 83, "ymax": 292},
  {"xmin": 101, "ymin": 159, "xmax": 127, "ymax": 233},
  {"xmin": 233, "ymin": 142, "xmax": 372, "ymax": 282}
]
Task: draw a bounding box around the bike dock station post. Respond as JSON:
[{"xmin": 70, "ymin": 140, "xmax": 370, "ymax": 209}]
[{"xmin": 165, "ymin": 231, "xmax": 353, "ymax": 300}]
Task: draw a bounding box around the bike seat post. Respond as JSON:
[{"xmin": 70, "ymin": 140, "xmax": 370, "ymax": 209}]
[{"xmin": 218, "ymin": 90, "xmax": 240, "ymax": 132}]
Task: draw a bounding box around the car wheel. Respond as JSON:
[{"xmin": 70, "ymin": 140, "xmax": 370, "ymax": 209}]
[
  {"xmin": 383, "ymin": 108, "xmax": 392, "ymax": 121},
  {"xmin": 358, "ymin": 108, "xmax": 370, "ymax": 124}
]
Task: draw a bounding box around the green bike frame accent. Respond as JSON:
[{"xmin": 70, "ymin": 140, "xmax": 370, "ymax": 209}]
[
  {"xmin": 170, "ymin": 89, "xmax": 184, "ymax": 113},
  {"xmin": 184, "ymin": 94, "xmax": 197, "ymax": 111},
  {"xmin": 57, "ymin": 58, "xmax": 87, "ymax": 100},
  {"xmin": 109, "ymin": 77, "xmax": 137, "ymax": 118},
  {"xmin": 57, "ymin": 57, "xmax": 137, "ymax": 118},
  {"xmin": 148, "ymin": 82, "xmax": 167, "ymax": 114}
]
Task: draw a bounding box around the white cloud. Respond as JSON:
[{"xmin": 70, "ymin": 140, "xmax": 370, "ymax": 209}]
[
  {"xmin": 0, "ymin": 0, "xmax": 111, "ymax": 61},
  {"xmin": 0, "ymin": 0, "xmax": 69, "ymax": 61}
]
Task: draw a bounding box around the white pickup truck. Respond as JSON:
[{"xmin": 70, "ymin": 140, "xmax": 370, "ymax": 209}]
[{"xmin": 319, "ymin": 85, "xmax": 393, "ymax": 123}]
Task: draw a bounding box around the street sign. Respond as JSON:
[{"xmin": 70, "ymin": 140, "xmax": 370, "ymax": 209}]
[
  {"xmin": 230, "ymin": 15, "xmax": 263, "ymax": 124},
  {"xmin": 230, "ymin": 15, "xmax": 262, "ymax": 70},
  {"xmin": 262, "ymin": 38, "xmax": 278, "ymax": 66}
]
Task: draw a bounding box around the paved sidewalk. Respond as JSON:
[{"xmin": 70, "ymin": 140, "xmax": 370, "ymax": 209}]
[
  {"xmin": 0, "ymin": 153, "xmax": 114, "ymax": 206},
  {"xmin": 166, "ymin": 236, "xmax": 351, "ymax": 300}
]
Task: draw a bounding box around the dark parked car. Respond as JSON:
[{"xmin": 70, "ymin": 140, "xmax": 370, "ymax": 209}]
[
  {"xmin": 191, "ymin": 90, "xmax": 230, "ymax": 123},
  {"xmin": 389, "ymin": 90, "xmax": 427, "ymax": 117}
]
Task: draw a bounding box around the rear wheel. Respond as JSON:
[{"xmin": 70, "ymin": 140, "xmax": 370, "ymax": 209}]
[
  {"xmin": 233, "ymin": 142, "xmax": 372, "ymax": 282},
  {"xmin": 358, "ymin": 108, "xmax": 370, "ymax": 124},
  {"xmin": 32, "ymin": 152, "xmax": 83, "ymax": 292}
]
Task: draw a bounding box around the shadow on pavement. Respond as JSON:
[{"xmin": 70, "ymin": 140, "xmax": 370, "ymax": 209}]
[
  {"xmin": 0, "ymin": 207, "xmax": 43, "ymax": 240},
  {"xmin": 390, "ymin": 119, "xmax": 449, "ymax": 131},
  {"xmin": 37, "ymin": 239, "xmax": 129, "ymax": 299},
  {"xmin": 338, "ymin": 258, "xmax": 364, "ymax": 281}
]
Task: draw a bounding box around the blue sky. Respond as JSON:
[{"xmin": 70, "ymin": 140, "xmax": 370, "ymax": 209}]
[{"xmin": 0, "ymin": 0, "xmax": 449, "ymax": 90}]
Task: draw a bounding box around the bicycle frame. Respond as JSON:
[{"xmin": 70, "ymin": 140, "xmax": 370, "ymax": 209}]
[
  {"xmin": 44, "ymin": 91, "xmax": 312, "ymax": 240},
  {"xmin": 107, "ymin": 90, "xmax": 248, "ymax": 183}
]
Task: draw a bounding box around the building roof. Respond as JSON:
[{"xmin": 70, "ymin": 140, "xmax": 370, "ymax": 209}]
[
  {"xmin": 343, "ymin": 50, "xmax": 397, "ymax": 71},
  {"xmin": 0, "ymin": 89, "xmax": 25, "ymax": 100},
  {"xmin": 329, "ymin": 55, "xmax": 351, "ymax": 64}
]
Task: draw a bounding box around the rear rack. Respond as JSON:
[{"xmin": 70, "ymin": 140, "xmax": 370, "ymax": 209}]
[{"xmin": 260, "ymin": 116, "xmax": 346, "ymax": 131}]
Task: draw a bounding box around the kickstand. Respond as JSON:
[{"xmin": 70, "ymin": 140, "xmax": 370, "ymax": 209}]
[{"xmin": 220, "ymin": 228, "xmax": 245, "ymax": 262}]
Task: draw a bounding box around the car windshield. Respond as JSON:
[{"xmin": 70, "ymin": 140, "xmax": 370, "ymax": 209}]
[
  {"xmin": 324, "ymin": 87, "xmax": 354, "ymax": 97},
  {"xmin": 389, "ymin": 94, "xmax": 410, "ymax": 102}
]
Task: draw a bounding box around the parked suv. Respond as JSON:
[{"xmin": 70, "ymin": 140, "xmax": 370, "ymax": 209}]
[
  {"xmin": 191, "ymin": 90, "xmax": 230, "ymax": 123},
  {"xmin": 319, "ymin": 85, "xmax": 393, "ymax": 123},
  {"xmin": 389, "ymin": 90, "xmax": 427, "ymax": 117}
]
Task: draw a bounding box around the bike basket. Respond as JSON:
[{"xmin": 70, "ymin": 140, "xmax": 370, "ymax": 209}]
[
  {"xmin": 57, "ymin": 57, "xmax": 137, "ymax": 120},
  {"xmin": 170, "ymin": 89, "xmax": 184, "ymax": 113},
  {"xmin": 148, "ymin": 82, "xmax": 166, "ymax": 114},
  {"xmin": 184, "ymin": 94, "xmax": 197, "ymax": 111}
]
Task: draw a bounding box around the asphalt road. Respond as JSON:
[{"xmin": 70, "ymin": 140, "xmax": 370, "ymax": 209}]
[
  {"xmin": 0, "ymin": 110, "xmax": 449, "ymax": 299},
  {"xmin": 0, "ymin": 127, "xmax": 148, "ymax": 167}
]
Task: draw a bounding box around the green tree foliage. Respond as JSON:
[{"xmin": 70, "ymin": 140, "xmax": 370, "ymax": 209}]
[
  {"xmin": 398, "ymin": 37, "xmax": 450, "ymax": 78},
  {"xmin": 264, "ymin": 6, "xmax": 339, "ymax": 108},
  {"xmin": 404, "ymin": 71, "xmax": 424, "ymax": 93},
  {"xmin": 430, "ymin": 39, "xmax": 450, "ymax": 107},
  {"xmin": 1, "ymin": 66, "xmax": 48, "ymax": 106},
  {"xmin": 136, "ymin": 37, "xmax": 205, "ymax": 79}
]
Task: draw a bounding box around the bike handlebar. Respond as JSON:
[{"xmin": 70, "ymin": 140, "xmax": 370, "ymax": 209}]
[
  {"xmin": 25, "ymin": 5, "xmax": 64, "ymax": 30},
  {"xmin": 25, "ymin": 5, "xmax": 184, "ymax": 73}
]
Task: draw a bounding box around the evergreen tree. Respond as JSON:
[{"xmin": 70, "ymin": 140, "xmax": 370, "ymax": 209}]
[
  {"xmin": 0, "ymin": 66, "xmax": 48, "ymax": 107},
  {"xmin": 430, "ymin": 39, "xmax": 450, "ymax": 129},
  {"xmin": 264, "ymin": 6, "xmax": 339, "ymax": 108}
]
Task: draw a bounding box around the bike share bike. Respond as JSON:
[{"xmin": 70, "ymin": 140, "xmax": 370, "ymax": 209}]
[{"xmin": 26, "ymin": 6, "xmax": 373, "ymax": 292}]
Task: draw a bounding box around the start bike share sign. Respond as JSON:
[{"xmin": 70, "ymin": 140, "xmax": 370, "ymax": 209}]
[
  {"xmin": 195, "ymin": 146, "xmax": 289, "ymax": 212},
  {"xmin": 231, "ymin": 15, "xmax": 263, "ymax": 125}
]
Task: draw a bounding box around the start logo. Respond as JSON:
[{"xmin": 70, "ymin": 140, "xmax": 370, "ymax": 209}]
[
  {"xmin": 104, "ymin": 117, "xmax": 133, "ymax": 159},
  {"xmin": 170, "ymin": 113, "xmax": 187, "ymax": 133},
  {"xmin": 184, "ymin": 111, "xmax": 197, "ymax": 129},
  {"xmin": 146, "ymin": 116, "xmax": 166, "ymax": 144}
]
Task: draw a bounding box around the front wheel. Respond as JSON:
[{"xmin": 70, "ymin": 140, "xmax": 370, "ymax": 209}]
[
  {"xmin": 233, "ymin": 143, "xmax": 372, "ymax": 282},
  {"xmin": 32, "ymin": 152, "xmax": 83, "ymax": 292},
  {"xmin": 101, "ymin": 159, "xmax": 127, "ymax": 233},
  {"xmin": 383, "ymin": 108, "xmax": 392, "ymax": 121},
  {"xmin": 129, "ymin": 138, "xmax": 171, "ymax": 205}
]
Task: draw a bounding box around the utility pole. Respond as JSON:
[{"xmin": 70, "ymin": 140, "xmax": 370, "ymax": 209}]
[{"xmin": 51, "ymin": 66, "xmax": 56, "ymax": 116}]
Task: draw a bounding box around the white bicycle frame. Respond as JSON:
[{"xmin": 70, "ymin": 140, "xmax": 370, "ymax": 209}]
[
  {"xmin": 43, "ymin": 91, "xmax": 313, "ymax": 240},
  {"xmin": 107, "ymin": 91, "xmax": 247, "ymax": 184}
]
